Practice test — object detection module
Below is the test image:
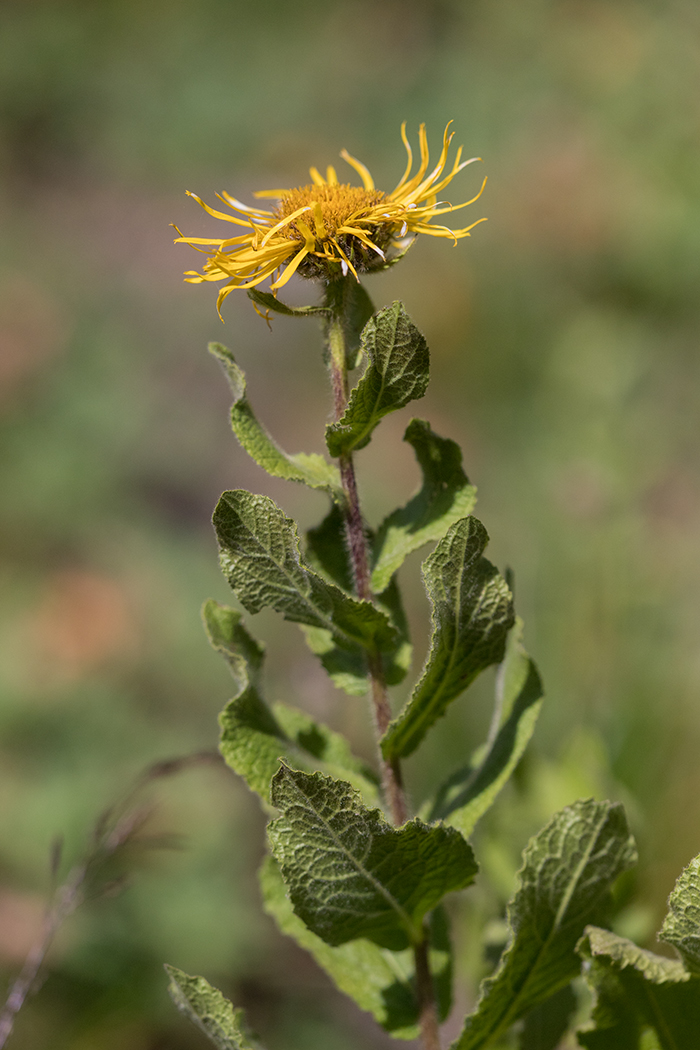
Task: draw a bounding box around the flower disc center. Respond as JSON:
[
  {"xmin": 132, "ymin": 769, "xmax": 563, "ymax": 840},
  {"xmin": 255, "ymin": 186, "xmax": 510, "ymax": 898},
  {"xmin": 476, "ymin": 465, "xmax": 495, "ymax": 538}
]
[{"xmin": 276, "ymin": 184, "xmax": 386, "ymax": 241}]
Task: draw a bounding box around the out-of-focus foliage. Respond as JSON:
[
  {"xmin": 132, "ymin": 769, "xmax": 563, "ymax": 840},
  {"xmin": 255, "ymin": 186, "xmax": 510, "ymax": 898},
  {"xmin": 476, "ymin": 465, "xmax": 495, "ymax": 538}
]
[{"xmin": 1, "ymin": 1, "xmax": 700, "ymax": 1047}]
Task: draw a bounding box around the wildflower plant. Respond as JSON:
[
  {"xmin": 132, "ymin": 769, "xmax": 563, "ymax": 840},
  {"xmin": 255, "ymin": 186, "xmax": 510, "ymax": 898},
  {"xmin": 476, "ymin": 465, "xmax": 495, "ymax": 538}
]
[{"xmin": 165, "ymin": 126, "xmax": 700, "ymax": 1050}]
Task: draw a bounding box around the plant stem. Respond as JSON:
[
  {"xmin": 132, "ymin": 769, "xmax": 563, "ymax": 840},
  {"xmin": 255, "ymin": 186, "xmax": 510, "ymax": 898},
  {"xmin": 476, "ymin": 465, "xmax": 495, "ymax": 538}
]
[
  {"xmin": 325, "ymin": 296, "xmax": 407, "ymax": 826},
  {"xmin": 414, "ymin": 933, "xmax": 442, "ymax": 1050},
  {"xmin": 324, "ymin": 281, "xmax": 439, "ymax": 1050}
]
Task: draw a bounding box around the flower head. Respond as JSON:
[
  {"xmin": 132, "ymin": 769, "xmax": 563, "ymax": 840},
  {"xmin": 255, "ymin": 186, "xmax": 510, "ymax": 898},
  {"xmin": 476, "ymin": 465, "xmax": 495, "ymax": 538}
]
[{"xmin": 174, "ymin": 123, "xmax": 486, "ymax": 317}]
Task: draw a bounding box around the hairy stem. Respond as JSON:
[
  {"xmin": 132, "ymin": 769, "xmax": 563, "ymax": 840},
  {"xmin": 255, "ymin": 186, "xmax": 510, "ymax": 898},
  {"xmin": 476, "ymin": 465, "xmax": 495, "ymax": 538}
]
[
  {"xmin": 324, "ymin": 280, "xmax": 438, "ymax": 1050},
  {"xmin": 414, "ymin": 933, "xmax": 442, "ymax": 1050}
]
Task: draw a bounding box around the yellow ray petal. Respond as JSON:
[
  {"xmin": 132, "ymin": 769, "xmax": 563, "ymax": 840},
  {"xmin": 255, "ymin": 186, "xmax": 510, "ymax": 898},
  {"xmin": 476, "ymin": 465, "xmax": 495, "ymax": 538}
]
[
  {"xmin": 259, "ymin": 204, "xmax": 313, "ymax": 248},
  {"xmin": 339, "ymin": 149, "xmax": 375, "ymax": 191},
  {"xmin": 392, "ymin": 122, "xmax": 414, "ymax": 194},
  {"xmin": 186, "ymin": 192, "xmax": 257, "ymax": 227},
  {"xmin": 218, "ymin": 191, "xmax": 274, "ymax": 216}
]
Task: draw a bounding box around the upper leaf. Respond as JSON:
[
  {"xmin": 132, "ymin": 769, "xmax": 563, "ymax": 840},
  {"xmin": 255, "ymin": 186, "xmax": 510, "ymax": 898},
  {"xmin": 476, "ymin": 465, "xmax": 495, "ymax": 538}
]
[
  {"xmin": 246, "ymin": 288, "xmax": 329, "ymax": 318},
  {"xmin": 381, "ymin": 517, "xmax": 514, "ymax": 761},
  {"xmin": 325, "ymin": 302, "xmax": 429, "ymax": 457},
  {"xmin": 659, "ymin": 853, "xmax": 700, "ymax": 974},
  {"xmin": 259, "ymin": 856, "xmax": 452, "ymax": 1040},
  {"xmin": 427, "ymin": 618, "xmax": 543, "ymax": 836},
  {"xmin": 371, "ymin": 419, "xmax": 478, "ymax": 594},
  {"xmin": 203, "ymin": 599, "xmax": 379, "ymax": 806},
  {"xmin": 204, "ymin": 596, "xmax": 265, "ymax": 685},
  {"xmin": 517, "ymin": 984, "xmax": 577, "ymax": 1050},
  {"xmin": 213, "ymin": 490, "xmax": 397, "ymax": 682},
  {"xmin": 451, "ymin": 799, "xmax": 637, "ymax": 1050},
  {"xmin": 577, "ymin": 926, "xmax": 700, "ymax": 1050},
  {"xmin": 268, "ymin": 765, "xmax": 477, "ymax": 951},
  {"xmin": 210, "ymin": 343, "xmax": 342, "ymax": 500},
  {"xmin": 166, "ymin": 966, "xmax": 264, "ymax": 1050}
]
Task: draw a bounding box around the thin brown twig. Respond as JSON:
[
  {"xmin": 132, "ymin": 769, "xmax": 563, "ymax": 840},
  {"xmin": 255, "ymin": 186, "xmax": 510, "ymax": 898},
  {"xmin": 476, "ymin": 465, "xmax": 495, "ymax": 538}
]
[{"xmin": 0, "ymin": 749, "xmax": 222, "ymax": 1048}]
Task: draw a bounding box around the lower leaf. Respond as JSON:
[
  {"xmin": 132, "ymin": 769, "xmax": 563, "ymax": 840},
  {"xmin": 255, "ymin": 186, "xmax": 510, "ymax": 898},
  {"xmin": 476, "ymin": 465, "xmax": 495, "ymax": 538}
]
[
  {"xmin": 451, "ymin": 799, "xmax": 637, "ymax": 1050},
  {"xmin": 259, "ymin": 856, "xmax": 452, "ymax": 1039},
  {"xmin": 268, "ymin": 765, "xmax": 477, "ymax": 951},
  {"xmin": 577, "ymin": 926, "xmax": 700, "ymax": 1049},
  {"xmin": 166, "ymin": 966, "xmax": 264, "ymax": 1050}
]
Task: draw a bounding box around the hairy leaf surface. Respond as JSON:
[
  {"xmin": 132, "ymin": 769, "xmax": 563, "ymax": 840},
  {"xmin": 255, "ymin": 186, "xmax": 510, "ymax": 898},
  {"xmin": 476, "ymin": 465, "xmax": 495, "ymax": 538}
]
[
  {"xmin": 204, "ymin": 599, "xmax": 378, "ymax": 805},
  {"xmin": 214, "ymin": 491, "xmax": 397, "ymax": 691},
  {"xmin": 210, "ymin": 343, "xmax": 342, "ymax": 499},
  {"xmin": 268, "ymin": 766, "xmax": 477, "ymax": 950},
  {"xmin": 259, "ymin": 857, "xmax": 452, "ymax": 1039},
  {"xmin": 166, "ymin": 966, "xmax": 263, "ymax": 1050},
  {"xmin": 382, "ymin": 517, "xmax": 514, "ymax": 760},
  {"xmin": 304, "ymin": 503, "xmax": 412, "ymax": 691},
  {"xmin": 325, "ymin": 302, "xmax": 429, "ymax": 457},
  {"xmin": 659, "ymin": 853, "xmax": 700, "ymax": 974},
  {"xmin": 578, "ymin": 926, "xmax": 700, "ymax": 1049},
  {"xmin": 451, "ymin": 799, "xmax": 637, "ymax": 1050},
  {"xmin": 428, "ymin": 618, "xmax": 543, "ymax": 835},
  {"xmin": 371, "ymin": 419, "xmax": 478, "ymax": 594}
]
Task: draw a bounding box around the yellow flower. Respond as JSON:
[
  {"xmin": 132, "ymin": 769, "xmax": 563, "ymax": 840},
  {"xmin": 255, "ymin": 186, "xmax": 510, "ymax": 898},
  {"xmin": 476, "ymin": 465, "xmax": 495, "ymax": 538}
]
[{"xmin": 174, "ymin": 123, "xmax": 486, "ymax": 317}]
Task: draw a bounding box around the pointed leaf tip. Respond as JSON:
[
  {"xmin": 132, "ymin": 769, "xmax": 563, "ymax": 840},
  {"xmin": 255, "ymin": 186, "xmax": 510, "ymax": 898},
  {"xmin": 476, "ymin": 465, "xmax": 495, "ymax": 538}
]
[{"xmin": 166, "ymin": 966, "xmax": 264, "ymax": 1050}]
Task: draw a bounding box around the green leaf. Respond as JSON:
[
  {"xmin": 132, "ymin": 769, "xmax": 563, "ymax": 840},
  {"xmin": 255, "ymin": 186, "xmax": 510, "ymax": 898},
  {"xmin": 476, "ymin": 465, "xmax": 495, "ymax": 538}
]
[
  {"xmin": 659, "ymin": 853, "xmax": 700, "ymax": 974},
  {"xmin": 370, "ymin": 419, "xmax": 478, "ymax": 594},
  {"xmin": 268, "ymin": 765, "xmax": 477, "ymax": 951},
  {"xmin": 381, "ymin": 517, "xmax": 514, "ymax": 761},
  {"xmin": 577, "ymin": 926, "xmax": 700, "ymax": 1050},
  {"xmin": 304, "ymin": 504, "xmax": 412, "ymax": 690},
  {"xmin": 427, "ymin": 618, "xmax": 543, "ymax": 836},
  {"xmin": 451, "ymin": 799, "xmax": 637, "ymax": 1050},
  {"xmin": 204, "ymin": 599, "xmax": 379, "ymax": 805},
  {"xmin": 305, "ymin": 501, "xmax": 354, "ymax": 593},
  {"xmin": 203, "ymin": 596, "xmax": 266, "ymax": 684},
  {"xmin": 518, "ymin": 983, "xmax": 577, "ymax": 1050},
  {"xmin": 214, "ymin": 491, "xmax": 397, "ymax": 693},
  {"xmin": 165, "ymin": 965, "xmax": 263, "ymax": 1050},
  {"xmin": 209, "ymin": 343, "xmax": 342, "ymax": 500},
  {"xmin": 325, "ymin": 302, "xmax": 429, "ymax": 457},
  {"xmin": 247, "ymin": 287, "xmax": 328, "ymax": 317},
  {"xmin": 259, "ymin": 857, "xmax": 452, "ymax": 1039},
  {"xmin": 576, "ymin": 935, "xmax": 642, "ymax": 1050}
]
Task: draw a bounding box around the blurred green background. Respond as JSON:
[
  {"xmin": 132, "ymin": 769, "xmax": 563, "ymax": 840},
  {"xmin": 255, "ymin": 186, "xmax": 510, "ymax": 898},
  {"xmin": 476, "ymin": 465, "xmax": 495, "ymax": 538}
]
[{"xmin": 1, "ymin": 0, "xmax": 700, "ymax": 1046}]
